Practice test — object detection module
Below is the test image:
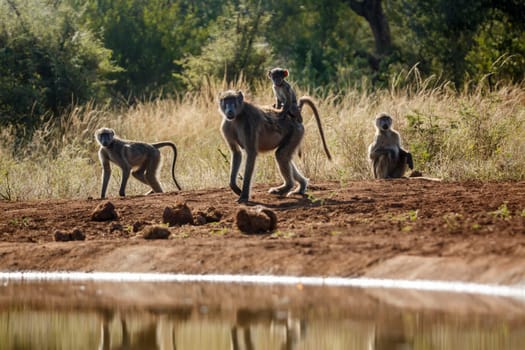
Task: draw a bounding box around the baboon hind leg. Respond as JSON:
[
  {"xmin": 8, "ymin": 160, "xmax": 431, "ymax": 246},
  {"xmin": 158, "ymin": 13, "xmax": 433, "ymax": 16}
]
[
  {"xmin": 374, "ymin": 155, "xmax": 392, "ymax": 179},
  {"xmin": 290, "ymin": 161, "xmax": 308, "ymax": 195},
  {"xmin": 269, "ymin": 149, "xmax": 295, "ymax": 195},
  {"xmin": 390, "ymin": 152, "xmax": 409, "ymax": 178},
  {"xmin": 132, "ymin": 164, "xmax": 149, "ymax": 185},
  {"xmin": 144, "ymin": 155, "xmax": 164, "ymax": 194}
]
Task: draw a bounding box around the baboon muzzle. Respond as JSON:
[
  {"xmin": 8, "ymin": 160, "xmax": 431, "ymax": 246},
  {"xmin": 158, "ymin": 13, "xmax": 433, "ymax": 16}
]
[{"xmin": 225, "ymin": 110, "xmax": 235, "ymax": 120}]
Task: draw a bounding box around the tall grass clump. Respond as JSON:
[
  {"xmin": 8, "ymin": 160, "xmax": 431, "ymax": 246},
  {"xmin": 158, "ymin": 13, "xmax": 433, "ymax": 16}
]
[{"xmin": 1, "ymin": 75, "xmax": 524, "ymax": 200}]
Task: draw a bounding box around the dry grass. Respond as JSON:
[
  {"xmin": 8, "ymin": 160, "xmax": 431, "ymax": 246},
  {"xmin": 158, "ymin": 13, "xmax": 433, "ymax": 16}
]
[{"xmin": 1, "ymin": 76, "xmax": 524, "ymax": 200}]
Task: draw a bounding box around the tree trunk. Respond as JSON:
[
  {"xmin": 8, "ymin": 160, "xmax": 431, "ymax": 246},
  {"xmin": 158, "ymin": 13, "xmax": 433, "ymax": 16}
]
[{"xmin": 345, "ymin": 0, "xmax": 392, "ymax": 57}]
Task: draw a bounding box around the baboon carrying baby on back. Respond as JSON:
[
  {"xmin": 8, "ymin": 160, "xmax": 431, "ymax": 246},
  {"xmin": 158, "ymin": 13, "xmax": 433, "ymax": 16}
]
[{"xmin": 218, "ymin": 90, "xmax": 331, "ymax": 203}]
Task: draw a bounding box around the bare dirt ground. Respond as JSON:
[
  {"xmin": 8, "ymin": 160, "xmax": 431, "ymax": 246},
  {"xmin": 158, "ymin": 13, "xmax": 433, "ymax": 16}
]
[{"xmin": 2, "ymin": 180, "xmax": 525, "ymax": 285}]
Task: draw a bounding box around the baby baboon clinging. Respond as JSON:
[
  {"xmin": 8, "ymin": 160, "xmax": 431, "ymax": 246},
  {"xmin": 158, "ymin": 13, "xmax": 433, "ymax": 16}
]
[
  {"xmin": 94, "ymin": 127, "xmax": 182, "ymax": 198},
  {"xmin": 218, "ymin": 90, "xmax": 331, "ymax": 203},
  {"xmin": 268, "ymin": 67, "xmax": 302, "ymax": 122},
  {"xmin": 368, "ymin": 113, "xmax": 413, "ymax": 179}
]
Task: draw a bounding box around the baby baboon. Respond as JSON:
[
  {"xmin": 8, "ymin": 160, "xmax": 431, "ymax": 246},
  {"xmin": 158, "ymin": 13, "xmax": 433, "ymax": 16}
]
[
  {"xmin": 268, "ymin": 67, "xmax": 302, "ymax": 122},
  {"xmin": 95, "ymin": 127, "xmax": 182, "ymax": 198},
  {"xmin": 218, "ymin": 90, "xmax": 331, "ymax": 203},
  {"xmin": 368, "ymin": 113, "xmax": 413, "ymax": 179}
]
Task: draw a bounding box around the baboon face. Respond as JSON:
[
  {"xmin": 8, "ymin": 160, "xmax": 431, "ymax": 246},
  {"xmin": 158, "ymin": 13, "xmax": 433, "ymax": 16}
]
[
  {"xmin": 375, "ymin": 114, "xmax": 392, "ymax": 131},
  {"xmin": 219, "ymin": 90, "xmax": 244, "ymax": 121},
  {"xmin": 95, "ymin": 128, "xmax": 115, "ymax": 147},
  {"xmin": 268, "ymin": 68, "xmax": 288, "ymax": 86}
]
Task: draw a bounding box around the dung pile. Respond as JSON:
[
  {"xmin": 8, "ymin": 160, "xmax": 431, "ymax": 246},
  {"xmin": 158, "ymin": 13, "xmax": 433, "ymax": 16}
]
[
  {"xmin": 54, "ymin": 228, "xmax": 86, "ymax": 242},
  {"xmin": 91, "ymin": 201, "xmax": 119, "ymax": 221},
  {"xmin": 141, "ymin": 225, "xmax": 171, "ymax": 240},
  {"xmin": 235, "ymin": 206, "xmax": 277, "ymax": 234},
  {"xmin": 162, "ymin": 202, "xmax": 194, "ymax": 226}
]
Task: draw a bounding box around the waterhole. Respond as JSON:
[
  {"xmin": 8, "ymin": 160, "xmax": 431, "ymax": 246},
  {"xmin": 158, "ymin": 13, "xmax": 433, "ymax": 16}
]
[{"xmin": 1, "ymin": 273, "xmax": 525, "ymax": 349}]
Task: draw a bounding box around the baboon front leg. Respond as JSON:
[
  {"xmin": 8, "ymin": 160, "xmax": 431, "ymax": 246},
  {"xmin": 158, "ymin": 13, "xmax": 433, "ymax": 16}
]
[
  {"xmin": 119, "ymin": 165, "xmax": 131, "ymax": 197},
  {"xmin": 239, "ymin": 151, "xmax": 257, "ymax": 203},
  {"xmin": 100, "ymin": 163, "xmax": 111, "ymax": 199},
  {"xmin": 229, "ymin": 148, "xmax": 242, "ymax": 196}
]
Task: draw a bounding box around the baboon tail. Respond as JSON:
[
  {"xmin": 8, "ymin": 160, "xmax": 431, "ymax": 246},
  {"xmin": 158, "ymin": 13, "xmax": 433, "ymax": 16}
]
[
  {"xmin": 152, "ymin": 142, "xmax": 182, "ymax": 191},
  {"xmin": 298, "ymin": 97, "xmax": 332, "ymax": 160}
]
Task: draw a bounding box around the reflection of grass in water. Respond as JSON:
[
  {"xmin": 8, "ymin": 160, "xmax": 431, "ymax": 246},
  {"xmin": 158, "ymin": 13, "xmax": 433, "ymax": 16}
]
[
  {"xmin": 0, "ymin": 311, "xmax": 101, "ymax": 350},
  {"xmin": 2, "ymin": 298, "xmax": 525, "ymax": 349},
  {"xmin": 1, "ymin": 80, "xmax": 524, "ymax": 200}
]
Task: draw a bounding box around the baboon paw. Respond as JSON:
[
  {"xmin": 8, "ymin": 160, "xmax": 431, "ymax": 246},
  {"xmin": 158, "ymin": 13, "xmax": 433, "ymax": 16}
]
[
  {"xmin": 230, "ymin": 185, "xmax": 242, "ymax": 195},
  {"xmin": 269, "ymin": 187, "xmax": 292, "ymax": 196},
  {"xmin": 268, "ymin": 187, "xmax": 283, "ymax": 195},
  {"xmin": 288, "ymin": 189, "xmax": 306, "ymax": 197},
  {"xmin": 237, "ymin": 196, "xmax": 249, "ymax": 204}
]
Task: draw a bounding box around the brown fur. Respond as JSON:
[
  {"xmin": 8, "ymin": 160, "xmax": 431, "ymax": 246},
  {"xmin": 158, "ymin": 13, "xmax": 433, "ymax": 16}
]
[
  {"xmin": 95, "ymin": 127, "xmax": 182, "ymax": 198},
  {"xmin": 218, "ymin": 90, "xmax": 331, "ymax": 203},
  {"xmin": 368, "ymin": 113, "xmax": 413, "ymax": 179},
  {"xmin": 268, "ymin": 67, "xmax": 302, "ymax": 122}
]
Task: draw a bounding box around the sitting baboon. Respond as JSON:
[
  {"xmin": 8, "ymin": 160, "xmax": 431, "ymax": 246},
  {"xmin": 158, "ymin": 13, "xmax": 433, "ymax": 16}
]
[
  {"xmin": 368, "ymin": 113, "xmax": 413, "ymax": 179},
  {"xmin": 218, "ymin": 90, "xmax": 331, "ymax": 203},
  {"xmin": 95, "ymin": 127, "xmax": 182, "ymax": 198}
]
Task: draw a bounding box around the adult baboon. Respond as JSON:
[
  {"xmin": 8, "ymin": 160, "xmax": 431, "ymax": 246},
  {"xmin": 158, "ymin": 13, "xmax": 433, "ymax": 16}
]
[
  {"xmin": 368, "ymin": 113, "xmax": 413, "ymax": 179},
  {"xmin": 268, "ymin": 67, "xmax": 301, "ymax": 122},
  {"xmin": 95, "ymin": 127, "xmax": 182, "ymax": 198},
  {"xmin": 218, "ymin": 90, "xmax": 331, "ymax": 203}
]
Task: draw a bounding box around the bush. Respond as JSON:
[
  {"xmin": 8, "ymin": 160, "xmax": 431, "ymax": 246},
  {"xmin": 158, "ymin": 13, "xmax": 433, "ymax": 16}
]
[{"xmin": 0, "ymin": 0, "xmax": 118, "ymax": 144}]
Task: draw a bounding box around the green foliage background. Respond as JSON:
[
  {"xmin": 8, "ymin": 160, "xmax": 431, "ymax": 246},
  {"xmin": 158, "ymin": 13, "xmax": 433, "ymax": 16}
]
[{"xmin": 1, "ymin": 0, "xmax": 524, "ymax": 134}]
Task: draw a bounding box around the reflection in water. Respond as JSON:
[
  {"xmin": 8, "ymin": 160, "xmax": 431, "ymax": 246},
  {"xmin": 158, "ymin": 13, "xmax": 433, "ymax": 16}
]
[{"xmin": 1, "ymin": 280, "xmax": 525, "ymax": 349}]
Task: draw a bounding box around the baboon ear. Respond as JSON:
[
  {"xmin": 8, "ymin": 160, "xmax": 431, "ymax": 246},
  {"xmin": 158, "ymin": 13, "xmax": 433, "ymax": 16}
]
[
  {"xmin": 283, "ymin": 69, "xmax": 289, "ymax": 77},
  {"xmin": 237, "ymin": 90, "xmax": 244, "ymax": 103},
  {"xmin": 268, "ymin": 70, "xmax": 272, "ymax": 78}
]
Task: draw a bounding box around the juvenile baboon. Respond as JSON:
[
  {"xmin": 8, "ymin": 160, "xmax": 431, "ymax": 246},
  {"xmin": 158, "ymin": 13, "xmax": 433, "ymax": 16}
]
[
  {"xmin": 218, "ymin": 90, "xmax": 331, "ymax": 203},
  {"xmin": 95, "ymin": 127, "xmax": 182, "ymax": 199},
  {"xmin": 268, "ymin": 67, "xmax": 302, "ymax": 122},
  {"xmin": 368, "ymin": 113, "xmax": 413, "ymax": 179}
]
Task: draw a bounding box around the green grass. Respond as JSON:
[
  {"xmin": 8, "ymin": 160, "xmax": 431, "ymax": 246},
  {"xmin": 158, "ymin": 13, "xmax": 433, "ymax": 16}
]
[{"xmin": 1, "ymin": 77, "xmax": 524, "ymax": 200}]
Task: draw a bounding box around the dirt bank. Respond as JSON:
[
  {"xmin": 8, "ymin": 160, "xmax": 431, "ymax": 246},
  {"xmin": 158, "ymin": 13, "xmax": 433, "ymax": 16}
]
[{"xmin": 1, "ymin": 180, "xmax": 525, "ymax": 285}]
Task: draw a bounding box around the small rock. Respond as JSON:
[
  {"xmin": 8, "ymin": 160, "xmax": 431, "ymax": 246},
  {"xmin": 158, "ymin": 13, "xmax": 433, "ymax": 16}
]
[
  {"xmin": 142, "ymin": 225, "xmax": 171, "ymax": 240},
  {"xmin": 132, "ymin": 221, "xmax": 149, "ymax": 233},
  {"xmin": 194, "ymin": 214, "xmax": 207, "ymax": 226},
  {"xmin": 91, "ymin": 201, "xmax": 119, "ymax": 221},
  {"xmin": 236, "ymin": 206, "xmax": 277, "ymax": 234},
  {"xmin": 202, "ymin": 207, "xmax": 222, "ymax": 223},
  {"xmin": 162, "ymin": 202, "xmax": 194, "ymax": 226},
  {"xmin": 108, "ymin": 223, "xmax": 123, "ymax": 233}
]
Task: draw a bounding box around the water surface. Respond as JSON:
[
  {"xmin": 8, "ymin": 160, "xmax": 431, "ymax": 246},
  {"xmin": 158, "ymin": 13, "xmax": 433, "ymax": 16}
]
[{"xmin": 1, "ymin": 275, "xmax": 525, "ymax": 349}]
